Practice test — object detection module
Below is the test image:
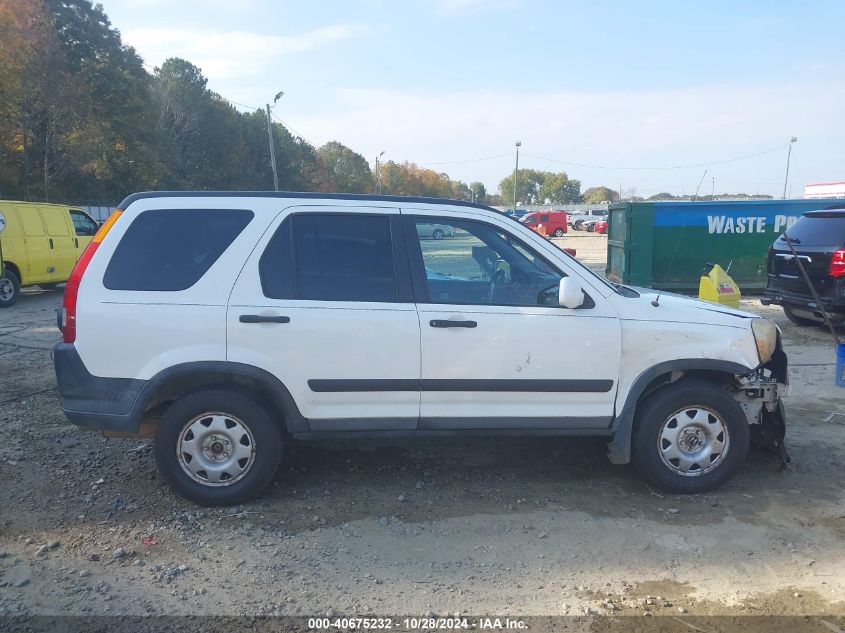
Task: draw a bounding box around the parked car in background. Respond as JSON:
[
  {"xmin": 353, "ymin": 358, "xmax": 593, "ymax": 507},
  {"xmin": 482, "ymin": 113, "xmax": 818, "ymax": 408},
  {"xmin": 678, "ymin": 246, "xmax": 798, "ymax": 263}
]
[
  {"xmin": 416, "ymin": 222, "xmax": 454, "ymax": 240},
  {"xmin": 0, "ymin": 201, "xmax": 99, "ymax": 307},
  {"xmin": 569, "ymin": 209, "xmax": 608, "ymax": 231},
  {"xmin": 504, "ymin": 209, "xmax": 529, "ymax": 220},
  {"xmin": 521, "ymin": 210, "xmax": 568, "ymax": 237},
  {"xmin": 54, "ymin": 191, "xmax": 788, "ymax": 505},
  {"xmin": 762, "ymin": 208, "xmax": 845, "ymax": 325},
  {"xmin": 594, "ymin": 219, "xmax": 608, "ymax": 235}
]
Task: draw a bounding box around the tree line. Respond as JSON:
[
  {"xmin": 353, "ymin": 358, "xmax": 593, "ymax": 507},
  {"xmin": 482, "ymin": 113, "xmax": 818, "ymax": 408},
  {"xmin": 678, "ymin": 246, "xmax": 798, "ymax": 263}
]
[{"xmin": 3, "ymin": 1, "xmax": 721, "ymax": 209}]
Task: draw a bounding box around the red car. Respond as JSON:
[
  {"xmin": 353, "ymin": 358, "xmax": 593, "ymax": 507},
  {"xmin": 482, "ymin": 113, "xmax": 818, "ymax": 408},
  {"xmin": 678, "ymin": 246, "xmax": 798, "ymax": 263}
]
[
  {"xmin": 594, "ymin": 219, "xmax": 608, "ymax": 234},
  {"xmin": 521, "ymin": 210, "xmax": 568, "ymax": 237}
]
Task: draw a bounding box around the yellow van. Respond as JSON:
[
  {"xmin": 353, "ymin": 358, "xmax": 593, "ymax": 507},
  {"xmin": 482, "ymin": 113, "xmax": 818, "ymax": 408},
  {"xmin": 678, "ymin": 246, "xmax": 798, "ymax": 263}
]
[{"xmin": 0, "ymin": 201, "xmax": 99, "ymax": 307}]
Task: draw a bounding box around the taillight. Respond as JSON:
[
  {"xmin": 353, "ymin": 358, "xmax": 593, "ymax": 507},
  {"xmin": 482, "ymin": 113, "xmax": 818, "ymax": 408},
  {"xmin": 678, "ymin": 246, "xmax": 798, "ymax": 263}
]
[
  {"xmin": 61, "ymin": 210, "xmax": 123, "ymax": 343},
  {"xmin": 831, "ymin": 249, "xmax": 845, "ymax": 278}
]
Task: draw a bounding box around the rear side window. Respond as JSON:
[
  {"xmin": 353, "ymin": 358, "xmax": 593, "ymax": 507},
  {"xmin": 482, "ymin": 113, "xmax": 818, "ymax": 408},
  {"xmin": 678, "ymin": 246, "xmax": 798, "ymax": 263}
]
[
  {"xmin": 103, "ymin": 209, "xmax": 253, "ymax": 291},
  {"xmin": 780, "ymin": 214, "xmax": 845, "ymax": 247},
  {"xmin": 260, "ymin": 213, "xmax": 397, "ymax": 302}
]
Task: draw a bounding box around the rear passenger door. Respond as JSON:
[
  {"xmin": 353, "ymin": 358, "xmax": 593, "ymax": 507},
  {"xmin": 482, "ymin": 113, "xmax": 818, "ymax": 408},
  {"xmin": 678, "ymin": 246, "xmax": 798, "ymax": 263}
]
[{"xmin": 227, "ymin": 207, "xmax": 421, "ymax": 431}]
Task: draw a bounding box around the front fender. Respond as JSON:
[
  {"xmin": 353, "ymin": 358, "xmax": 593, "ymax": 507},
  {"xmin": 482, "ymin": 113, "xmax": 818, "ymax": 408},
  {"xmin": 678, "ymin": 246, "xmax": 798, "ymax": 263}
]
[{"xmin": 605, "ymin": 358, "xmax": 752, "ymax": 464}]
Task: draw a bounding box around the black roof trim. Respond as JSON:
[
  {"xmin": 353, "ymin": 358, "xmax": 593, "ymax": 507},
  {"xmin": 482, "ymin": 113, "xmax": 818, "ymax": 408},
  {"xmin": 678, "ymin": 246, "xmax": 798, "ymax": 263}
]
[
  {"xmin": 116, "ymin": 190, "xmax": 499, "ymax": 213},
  {"xmin": 805, "ymin": 208, "xmax": 845, "ymax": 217}
]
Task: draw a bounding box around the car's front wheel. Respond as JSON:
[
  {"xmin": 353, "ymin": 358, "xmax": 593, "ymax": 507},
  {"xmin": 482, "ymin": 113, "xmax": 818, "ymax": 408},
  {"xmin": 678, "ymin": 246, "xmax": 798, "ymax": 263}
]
[
  {"xmin": 553, "ymin": 228, "xmax": 565, "ymax": 237},
  {"xmin": 573, "ymin": 221, "xmax": 584, "ymax": 231},
  {"xmin": 154, "ymin": 389, "xmax": 283, "ymax": 505},
  {"xmin": 432, "ymin": 228, "xmax": 445, "ymax": 240},
  {"xmin": 632, "ymin": 380, "xmax": 749, "ymax": 493}
]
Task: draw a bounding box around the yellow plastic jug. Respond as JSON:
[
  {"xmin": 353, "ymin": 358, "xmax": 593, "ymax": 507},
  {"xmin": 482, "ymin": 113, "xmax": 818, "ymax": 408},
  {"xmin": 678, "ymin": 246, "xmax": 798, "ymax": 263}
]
[{"xmin": 698, "ymin": 263, "xmax": 741, "ymax": 309}]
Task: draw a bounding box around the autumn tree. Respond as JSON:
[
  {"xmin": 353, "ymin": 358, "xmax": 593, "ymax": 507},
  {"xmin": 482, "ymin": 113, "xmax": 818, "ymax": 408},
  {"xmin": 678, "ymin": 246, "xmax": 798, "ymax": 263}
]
[
  {"xmin": 582, "ymin": 186, "xmax": 619, "ymax": 204},
  {"xmin": 317, "ymin": 141, "xmax": 372, "ymax": 193}
]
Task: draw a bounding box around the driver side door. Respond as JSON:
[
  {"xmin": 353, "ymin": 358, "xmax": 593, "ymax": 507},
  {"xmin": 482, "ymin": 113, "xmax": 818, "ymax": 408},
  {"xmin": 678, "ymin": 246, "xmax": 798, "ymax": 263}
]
[{"xmin": 404, "ymin": 212, "xmax": 621, "ymax": 431}]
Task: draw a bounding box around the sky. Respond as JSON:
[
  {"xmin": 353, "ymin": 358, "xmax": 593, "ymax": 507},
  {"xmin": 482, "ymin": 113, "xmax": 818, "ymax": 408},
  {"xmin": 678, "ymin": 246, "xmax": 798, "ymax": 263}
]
[{"xmin": 104, "ymin": 0, "xmax": 844, "ymax": 198}]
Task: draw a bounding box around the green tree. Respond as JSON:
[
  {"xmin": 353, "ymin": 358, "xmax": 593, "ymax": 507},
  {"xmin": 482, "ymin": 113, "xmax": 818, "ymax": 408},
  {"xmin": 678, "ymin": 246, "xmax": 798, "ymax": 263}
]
[
  {"xmin": 582, "ymin": 186, "xmax": 619, "ymax": 204},
  {"xmin": 317, "ymin": 141, "xmax": 372, "ymax": 193},
  {"xmin": 470, "ymin": 181, "xmax": 486, "ymax": 202},
  {"xmin": 539, "ymin": 172, "xmax": 581, "ymax": 204},
  {"xmin": 45, "ymin": 0, "xmax": 159, "ymax": 200},
  {"xmin": 498, "ymin": 169, "xmax": 545, "ymax": 206}
]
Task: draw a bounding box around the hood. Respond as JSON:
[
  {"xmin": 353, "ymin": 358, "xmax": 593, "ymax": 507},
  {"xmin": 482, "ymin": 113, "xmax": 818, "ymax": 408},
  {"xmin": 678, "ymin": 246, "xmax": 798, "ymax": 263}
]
[{"xmin": 617, "ymin": 286, "xmax": 756, "ymax": 327}]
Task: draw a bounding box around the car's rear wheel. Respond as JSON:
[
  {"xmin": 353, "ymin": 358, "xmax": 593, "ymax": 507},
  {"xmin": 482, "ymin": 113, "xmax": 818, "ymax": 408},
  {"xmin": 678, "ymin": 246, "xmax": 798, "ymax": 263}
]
[
  {"xmin": 0, "ymin": 269, "xmax": 20, "ymax": 308},
  {"xmin": 432, "ymin": 228, "xmax": 445, "ymax": 240},
  {"xmin": 632, "ymin": 380, "xmax": 749, "ymax": 494},
  {"xmin": 783, "ymin": 305, "xmax": 820, "ymax": 327},
  {"xmin": 553, "ymin": 228, "xmax": 565, "ymax": 237},
  {"xmin": 573, "ymin": 221, "xmax": 584, "ymax": 231},
  {"xmin": 154, "ymin": 389, "xmax": 283, "ymax": 505}
]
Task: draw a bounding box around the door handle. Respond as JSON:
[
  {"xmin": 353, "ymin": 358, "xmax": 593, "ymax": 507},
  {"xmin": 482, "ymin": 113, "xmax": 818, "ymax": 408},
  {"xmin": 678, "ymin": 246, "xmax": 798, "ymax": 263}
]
[
  {"xmin": 239, "ymin": 314, "xmax": 290, "ymax": 324},
  {"xmin": 74, "ymin": 238, "xmax": 78, "ymax": 248},
  {"xmin": 49, "ymin": 238, "xmax": 54, "ymax": 249},
  {"xmin": 430, "ymin": 319, "xmax": 477, "ymax": 328}
]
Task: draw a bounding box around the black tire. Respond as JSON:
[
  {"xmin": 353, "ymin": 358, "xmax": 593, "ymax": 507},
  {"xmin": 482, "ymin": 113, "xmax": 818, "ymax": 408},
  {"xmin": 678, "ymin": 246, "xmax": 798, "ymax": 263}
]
[
  {"xmin": 553, "ymin": 228, "xmax": 565, "ymax": 237},
  {"xmin": 783, "ymin": 305, "xmax": 819, "ymax": 327},
  {"xmin": 632, "ymin": 380, "xmax": 749, "ymax": 494},
  {"xmin": 432, "ymin": 228, "xmax": 445, "ymax": 240},
  {"xmin": 154, "ymin": 388, "xmax": 283, "ymax": 506},
  {"xmin": 0, "ymin": 268, "xmax": 20, "ymax": 308},
  {"xmin": 573, "ymin": 221, "xmax": 584, "ymax": 231}
]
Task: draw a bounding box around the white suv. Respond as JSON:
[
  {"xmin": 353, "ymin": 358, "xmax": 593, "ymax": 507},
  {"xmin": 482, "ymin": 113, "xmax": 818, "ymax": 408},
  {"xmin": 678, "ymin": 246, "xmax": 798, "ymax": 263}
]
[{"xmin": 54, "ymin": 192, "xmax": 789, "ymax": 505}]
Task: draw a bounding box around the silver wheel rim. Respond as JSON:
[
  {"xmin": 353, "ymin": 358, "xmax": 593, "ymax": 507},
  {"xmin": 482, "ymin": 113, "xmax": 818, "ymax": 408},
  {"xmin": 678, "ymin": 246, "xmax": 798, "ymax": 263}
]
[
  {"xmin": 0, "ymin": 278, "xmax": 13, "ymax": 301},
  {"xmin": 657, "ymin": 406, "xmax": 729, "ymax": 477},
  {"xmin": 176, "ymin": 412, "xmax": 256, "ymax": 487}
]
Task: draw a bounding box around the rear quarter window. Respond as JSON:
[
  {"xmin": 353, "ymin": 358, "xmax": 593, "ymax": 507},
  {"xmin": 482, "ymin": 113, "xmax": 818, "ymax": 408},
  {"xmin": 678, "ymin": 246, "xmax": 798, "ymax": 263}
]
[{"xmin": 103, "ymin": 209, "xmax": 253, "ymax": 291}]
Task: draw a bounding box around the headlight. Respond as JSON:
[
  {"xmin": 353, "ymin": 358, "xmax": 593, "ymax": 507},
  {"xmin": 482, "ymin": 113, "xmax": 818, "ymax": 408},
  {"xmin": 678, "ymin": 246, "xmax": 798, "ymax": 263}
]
[{"xmin": 751, "ymin": 318, "xmax": 777, "ymax": 364}]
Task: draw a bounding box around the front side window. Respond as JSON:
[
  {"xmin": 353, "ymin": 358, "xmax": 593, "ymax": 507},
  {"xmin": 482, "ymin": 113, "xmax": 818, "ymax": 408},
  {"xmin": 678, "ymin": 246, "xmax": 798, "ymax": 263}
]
[
  {"xmin": 70, "ymin": 210, "xmax": 98, "ymax": 236},
  {"xmin": 291, "ymin": 214, "xmax": 397, "ymax": 302},
  {"xmin": 103, "ymin": 209, "xmax": 253, "ymax": 291},
  {"xmin": 410, "ymin": 217, "xmax": 563, "ymax": 306}
]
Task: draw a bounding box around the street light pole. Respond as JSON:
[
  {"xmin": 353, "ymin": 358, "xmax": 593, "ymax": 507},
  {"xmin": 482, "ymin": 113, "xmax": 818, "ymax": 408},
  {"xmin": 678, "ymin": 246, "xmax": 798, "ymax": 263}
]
[
  {"xmin": 375, "ymin": 150, "xmax": 385, "ymax": 194},
  {"xmin": 512, "ymin": 141, "xmax": 521, "ymax": 208},
  {"xmin": 265, "ymin": 91, "xmax": 284, "ymax": 192},
  {"xmin": 782, "ymin": 136, "xmax": 797, "ymax": 199}
]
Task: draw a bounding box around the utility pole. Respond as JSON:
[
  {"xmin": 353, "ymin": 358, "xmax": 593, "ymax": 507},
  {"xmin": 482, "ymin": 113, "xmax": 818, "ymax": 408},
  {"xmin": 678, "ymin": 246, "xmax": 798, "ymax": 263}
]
[
  {"xmin": 782, "ymin": 136, "xmax": 797, "ymax": 199},
  {"xmin": 711, "ymin": 177, "xmax": 715, "ymax": 199},
  {"xmin": 375, "ymin": 150, "xmax": 385, "ymax": 194},
  {"xmin": 512, "ymin": 141, "xmax": 521, "ymax": 208},
  {"xmin": 265, "ymin": 91, "xmax": 283, "ymax": 192}
]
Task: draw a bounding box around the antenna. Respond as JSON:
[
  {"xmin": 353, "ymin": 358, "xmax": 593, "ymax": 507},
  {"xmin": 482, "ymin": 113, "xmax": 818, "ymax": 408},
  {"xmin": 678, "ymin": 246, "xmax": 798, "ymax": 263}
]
[{"xmin": 652, "ymin": 170, "xmax": 708, "ymax": 307}]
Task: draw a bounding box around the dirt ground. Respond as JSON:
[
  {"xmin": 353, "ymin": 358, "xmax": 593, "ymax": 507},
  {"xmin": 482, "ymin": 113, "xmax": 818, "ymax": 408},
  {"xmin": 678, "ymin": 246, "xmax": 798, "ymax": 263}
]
[{"xmin": 1, "ymin": 231, "xmax": 844, "ymax": 626}]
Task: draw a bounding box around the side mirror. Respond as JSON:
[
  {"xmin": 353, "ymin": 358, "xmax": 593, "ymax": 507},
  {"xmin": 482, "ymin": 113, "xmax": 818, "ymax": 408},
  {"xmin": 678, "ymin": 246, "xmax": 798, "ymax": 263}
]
[{"xmin": 558, "ymin": 277, "xmax": 585, "ymax": 309}]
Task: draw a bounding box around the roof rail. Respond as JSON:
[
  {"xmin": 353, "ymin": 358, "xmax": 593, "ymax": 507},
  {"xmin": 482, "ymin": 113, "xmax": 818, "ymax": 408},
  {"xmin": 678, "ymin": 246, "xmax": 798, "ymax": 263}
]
[{"xmin": 116, "ymin": 190, "xmax": 499, "ymax": 213}]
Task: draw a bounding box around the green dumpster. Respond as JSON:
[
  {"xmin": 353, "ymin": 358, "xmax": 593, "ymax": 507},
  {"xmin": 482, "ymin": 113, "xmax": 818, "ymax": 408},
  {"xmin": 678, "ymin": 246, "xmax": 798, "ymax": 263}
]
[{"xmin": 606, "ymin": 198, "xmax": 845, "ymax": 292}]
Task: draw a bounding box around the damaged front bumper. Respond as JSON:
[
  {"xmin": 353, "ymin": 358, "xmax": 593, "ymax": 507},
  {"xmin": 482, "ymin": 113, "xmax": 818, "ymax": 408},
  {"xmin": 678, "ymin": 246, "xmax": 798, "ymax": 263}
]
[{"xmin": 734, "ymin": 342, "xmax": 790, "ymax": 467}]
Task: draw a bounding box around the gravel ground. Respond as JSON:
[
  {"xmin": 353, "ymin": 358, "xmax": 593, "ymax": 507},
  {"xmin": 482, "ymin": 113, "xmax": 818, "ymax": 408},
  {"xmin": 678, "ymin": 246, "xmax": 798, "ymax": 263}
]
[{"xmin": 1, "ymin": 233, "xmax": 844, "ymax": 624}]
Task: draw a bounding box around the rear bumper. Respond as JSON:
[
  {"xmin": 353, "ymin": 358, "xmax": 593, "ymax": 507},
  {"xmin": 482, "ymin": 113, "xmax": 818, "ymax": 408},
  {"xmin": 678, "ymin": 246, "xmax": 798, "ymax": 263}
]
[
  {"xmin": 53, "ymin": 343, "xmax": 147, "ymax": 432},
  {"xmin": 762, "ymin": 287, "xmax": 845, "ymax": 317}
]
